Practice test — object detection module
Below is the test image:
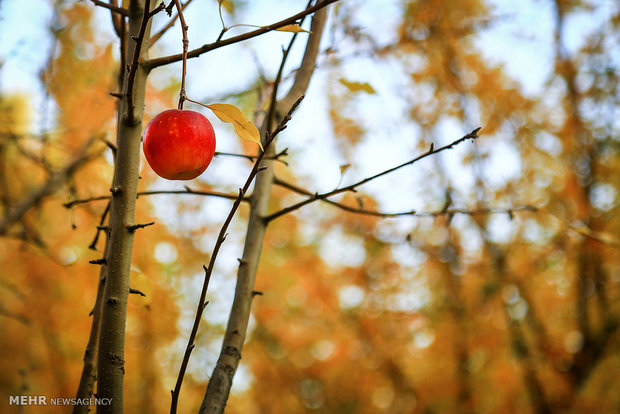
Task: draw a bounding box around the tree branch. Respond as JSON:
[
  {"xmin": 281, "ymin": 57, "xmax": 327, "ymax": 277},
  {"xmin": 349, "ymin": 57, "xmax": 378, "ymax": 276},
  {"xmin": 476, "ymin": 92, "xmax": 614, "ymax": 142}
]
[
  {"xmin": 125, "ymin": 0, "xmax": 164, "ymax": 124},
  {"xmin": 274, "ymin": 176, "xmax": 535, "ymax": 219},
  {"xmin": 200, "ymin": 7, "xmax": 328, "ymax": 413},
  {"xmin": 0, "ymin": 137, "xmax": 100, "ymax": 236},
  {"xmin": 88, "ymin": 0, "xmax": 129, "ymax": 16},
  {"xmin": 149, "ymin": 0, "xmax": 194, "ymax": 48},
  {"xmin": 109, "ymin": 0, "xmax": 124, "ymax": 37},
  {"xmin": 143, "ymin": 0, "xmax": 339, "ymax": 71},
  {"xmin": 96, "ymin": 0, "xmax": 154, "ymax": 410},
  {"xmin": 264, "ymin": 128, "xmax": 482, "ymax": 222},
  {"xmin": 73, "ymin": 268, "xmax": 107, "ymax": 414},
  {"xmin": 215, "ymin": 148, "xmax": 289, "ymax": 165},
  {"xmin": 63, "ymin": 187, "xmax": 249, "ymax": 209},
  {"xmin": 170, "ymin": 96, "xmax": 304, "ymax": 414}
]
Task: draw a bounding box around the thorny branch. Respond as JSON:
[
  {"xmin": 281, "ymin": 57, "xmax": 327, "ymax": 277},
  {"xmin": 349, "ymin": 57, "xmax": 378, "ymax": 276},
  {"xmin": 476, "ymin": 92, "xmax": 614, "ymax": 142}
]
[
  {"xmin": 200, "ymin": 8, "xmax": 326, "ymax": 412},
  {"xmin": 169, "ymin": 96, "xmax": 305, "ymax": 414},
  {"xmin": 88, "ymin": 201, "xmax": 110, "ymax": 250},
  {"xmin": 274, "ymin": 176, "xmax": 536, "ymax": 219},
  {"xmin": 264, "ymin": 128, "xmax": 482, "ymax": 223},
  {"xmin": 144, "ymin": 0, "xmax": 340, "ymax": 70}
]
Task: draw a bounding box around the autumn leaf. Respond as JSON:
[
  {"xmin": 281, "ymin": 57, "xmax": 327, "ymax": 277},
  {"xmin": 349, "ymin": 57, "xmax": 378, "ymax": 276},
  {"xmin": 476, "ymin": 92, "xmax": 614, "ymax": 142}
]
[
  {"xmin": 205, "ymin": 103, "xmax": 263, "ymax": 150},
  {"xmin": 276, "ymin": 24, "xmax": 311, "ymax": 33},
  {"xmin": 218, "ymin": 0, "xmax": 234, "ymax": 13},
  {"xmin": 338, "ymin": 78, "xmax": 376, "ymax": 94}
]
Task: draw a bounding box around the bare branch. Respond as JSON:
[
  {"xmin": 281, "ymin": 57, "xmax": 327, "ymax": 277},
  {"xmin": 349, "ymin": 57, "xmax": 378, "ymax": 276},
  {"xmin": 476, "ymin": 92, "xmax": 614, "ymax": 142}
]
[
  {"xmin": 273, "ymin": 176, "xmax": 535, "ymax": 220},
  {"xmin": 264, "ymin": 128, "xmax": 482, "ymax": 223},
  {"xmin": 0, "ymin": 303, "xmax": 30, "ymax": 325},
  {"xmin": 149, "ymin": 0, "xmax": 194, "ymax": 48},
  {"xmin": 89, "ymin": 202, "xmax": 110, "ymax": 250},
  {"xmin": 73, "ymin": 216, "xmax": 111, "ymax": 414},
  {"xmin": 144, "ymin": 0, "xmax": 340, "ymax": 70},
  {"xmin": 0, "ymin": 137, "xmax": 101, "ymax": 236},
  {"xmin": 72, "ymin": 274, "xmax": 106, "ymax": 414},
  {"xmin": 88, "ymin": 0, "xmax": 129, "ymax": 16},
  {"xmin": 63, "ymin": 188, "xmax": 249, "ymax": 209},
  {"xmin": 215, "ymin": 148, "xmax": 289, "ymax": 165},
  {"xmin": 200, "ymin": 7, "xmax": 327, "ymax": 413},
  {"xmin": 549, "ymin": 212, "xmax": 620, "ymax": 248},
  {"xmin": 170, "ymin": 96, "xmax": 304, "ymax": 414}
]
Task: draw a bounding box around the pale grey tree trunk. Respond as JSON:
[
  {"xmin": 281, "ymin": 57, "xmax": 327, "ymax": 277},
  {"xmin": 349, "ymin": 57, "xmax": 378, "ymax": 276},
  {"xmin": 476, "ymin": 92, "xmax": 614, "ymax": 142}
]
[
  {"xmin": 200, "ymin": 8, "xmax": 329, "ymax": 414},
  {"xmin": 96, "ymin": 1, "xmax": 152, "ymax": 412}
]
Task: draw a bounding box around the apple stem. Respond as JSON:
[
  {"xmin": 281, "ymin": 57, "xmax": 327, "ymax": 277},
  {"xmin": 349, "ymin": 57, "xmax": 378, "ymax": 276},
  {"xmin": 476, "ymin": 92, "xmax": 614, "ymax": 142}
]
[{"xmin": 178, "ymin": 89, "xmax": 186, "ymax": 110}]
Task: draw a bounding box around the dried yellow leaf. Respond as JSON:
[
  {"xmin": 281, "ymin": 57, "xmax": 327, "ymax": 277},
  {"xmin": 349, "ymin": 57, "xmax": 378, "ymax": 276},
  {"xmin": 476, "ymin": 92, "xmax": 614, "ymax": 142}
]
[
  {"xmin": 206, "ymin": 103, "xmax": 263, "ymax": 150},
  {"xmin": 276, "ymin": 24, "xmax": 311, "ymax": 33},
  {"xmin": 339, "ymin": 78, "xmax": 376, "ymax": 94},
  {"xmin": 218, "ymin": 0, "xmax": 234, "ymax": 13}
]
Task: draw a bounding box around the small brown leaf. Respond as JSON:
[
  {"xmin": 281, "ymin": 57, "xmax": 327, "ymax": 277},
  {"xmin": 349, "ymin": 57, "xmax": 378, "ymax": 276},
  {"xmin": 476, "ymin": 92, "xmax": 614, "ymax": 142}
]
[
  {"xmin": 206, "ymin": 103, "xmax": 262, "ymax": 150},
  {"xmin": 339, "ymin": 163, "xmax": 351, "ymax": 175}
]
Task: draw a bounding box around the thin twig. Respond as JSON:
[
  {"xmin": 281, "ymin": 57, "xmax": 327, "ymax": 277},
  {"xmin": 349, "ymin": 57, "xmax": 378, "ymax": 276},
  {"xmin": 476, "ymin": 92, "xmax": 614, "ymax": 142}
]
[
  {"xmin": 0, "ymin": 137, "xmax": 101, "ymax": 235},
  {"xmin": 200, "ymin": 9, "xmax": 327, "ymax": 411},
  {"xmin": 88, "ymin": 201, "xmax": 111, "ymax": 250},
  {"xmin": 149, "ymin": 0, "xmax": 194, "ymax": 47},
  {"xmin": 144, "ymin": 0, "xmax": 340, "ymax": 70},
  {"xmin": 264, "ymin": 128, "xmax": 482, "ymax": 222},
  {"xmin": 264, "ymin": 9, "xmax": 306, "ymax": 136},
  {"xmin": 275, "ymin": 176, "xmax": 536, "ymax": 218},
  {"xmin": 216, "ymin": 0, "xmax": 226, "ymax": 39},
  {"xmin": 88, "ymin": 0, "xmax": 129, "ymax": 16},
  {"xmin": 172, "ymin": 0, "xmax": 189, "ymax": 109},
  {"xmin": 549, "ymin": 212, "xmax": 620, "ymax": 248},
  {"xmin": 170, "ymin": 96, "xmax": 304, "ymax": 414},
  {"xmin": 73, "ymin": 236, "xmax": 109, "ymax": 414},
  {"xmin": 274, "ymin": 176, "xmax": 535, "ymax": 219},
  {"xmin": 63, "ymin": 188, "xmax": 249, "ymax": 209},
  {"xmin": 215, "ymin": 148, "xmax": 289, "ymax": 165}
]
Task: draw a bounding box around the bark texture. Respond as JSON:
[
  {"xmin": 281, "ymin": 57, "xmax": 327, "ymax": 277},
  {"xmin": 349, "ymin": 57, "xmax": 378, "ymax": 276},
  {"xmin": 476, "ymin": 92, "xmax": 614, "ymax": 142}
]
[{"xmin": 96, "ymin": 1, "xmax": 151, "ymax": 412}]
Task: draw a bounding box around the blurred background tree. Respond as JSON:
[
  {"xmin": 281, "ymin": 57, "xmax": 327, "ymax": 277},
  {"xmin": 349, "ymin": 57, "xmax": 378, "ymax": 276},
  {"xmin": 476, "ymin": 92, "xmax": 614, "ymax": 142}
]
[{"xmin": 0, "ymin": 0, "xmax": 618, "ymax": 413}]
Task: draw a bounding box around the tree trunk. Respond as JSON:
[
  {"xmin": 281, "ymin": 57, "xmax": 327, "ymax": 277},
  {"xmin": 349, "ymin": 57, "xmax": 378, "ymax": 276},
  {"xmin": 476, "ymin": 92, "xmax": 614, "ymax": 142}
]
[
  {"xmin": 200, "ymin": 8, "xmax": 328, "ymax": 414},
  {"xmin": 96, "ymin": 1, "xmax": 151, "ymax": 412}
]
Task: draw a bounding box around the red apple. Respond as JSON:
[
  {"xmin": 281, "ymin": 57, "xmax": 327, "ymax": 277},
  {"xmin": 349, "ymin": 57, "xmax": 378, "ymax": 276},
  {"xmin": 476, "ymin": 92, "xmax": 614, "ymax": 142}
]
[{"xmin": 143, "ymin": 109, "xmax": 216, "ymax": 180}]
